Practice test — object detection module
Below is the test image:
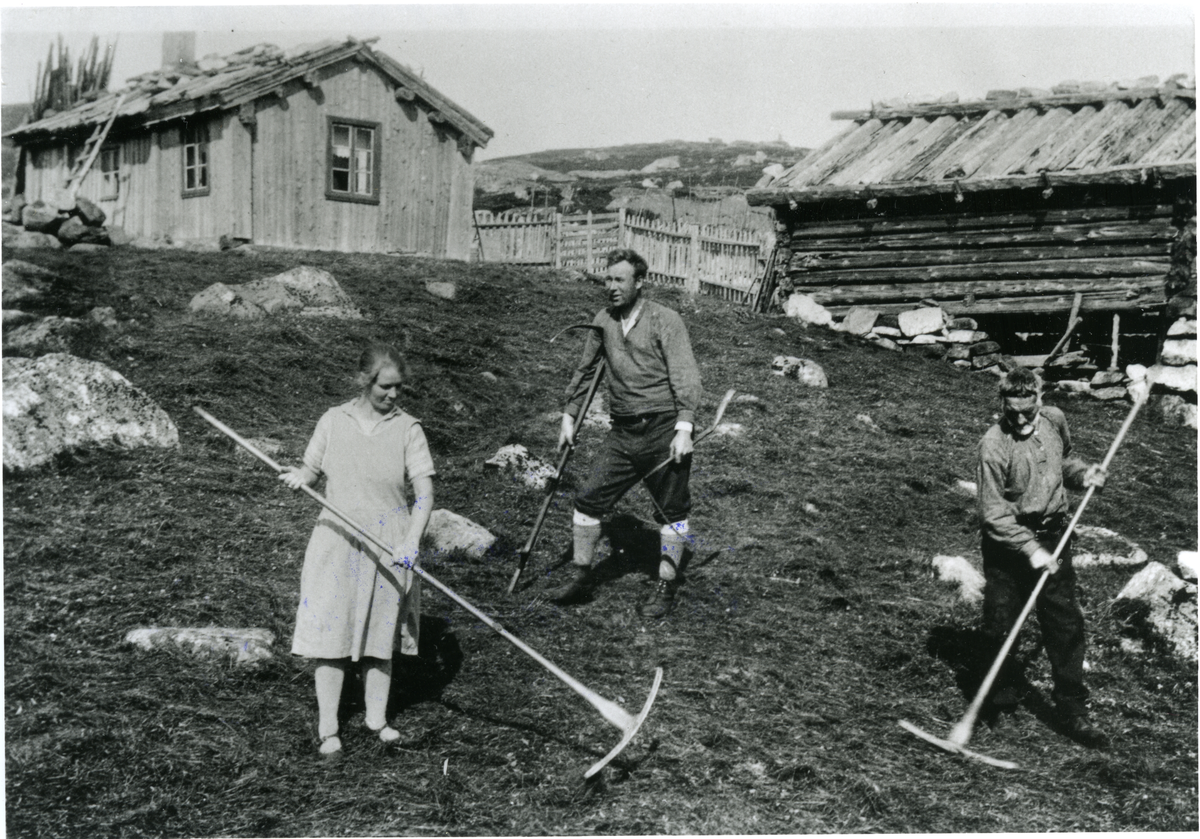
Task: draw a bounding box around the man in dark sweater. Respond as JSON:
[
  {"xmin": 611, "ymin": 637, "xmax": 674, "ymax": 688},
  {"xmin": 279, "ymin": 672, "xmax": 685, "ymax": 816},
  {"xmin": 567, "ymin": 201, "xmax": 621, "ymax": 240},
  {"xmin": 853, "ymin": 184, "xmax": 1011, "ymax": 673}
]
[
  {"xmin": 976, "ymin": 367, "xmax": 1108, "ymax": 748},
  {"xmin": 547, "ymin": 248, "xmax": 703, "ymax": 618}
]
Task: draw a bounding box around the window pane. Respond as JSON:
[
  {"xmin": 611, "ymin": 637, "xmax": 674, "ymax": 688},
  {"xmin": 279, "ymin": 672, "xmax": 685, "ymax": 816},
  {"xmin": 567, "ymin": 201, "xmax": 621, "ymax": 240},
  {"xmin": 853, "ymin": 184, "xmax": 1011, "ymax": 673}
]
[
  {"xmin": 333, "ymin": 145, "xmax": 350, "ymax": 169},
  {"xmin": 199, "ymin": 167, "xmax": 207, "ymax": 188},
  {"xmin": 198, "ymin": 147, "xmax": 208, "ymax": 167},
  {"xmin": 356, "ymin": 127, "xmax": 373, "ymax": 150},
  {"xmin": 186, "ymin": 169, "xmax": 195, "ymax": 190},
  {"xmin": 333, "ymin": 125, "xmax": 350, "ymax": 146},
  {"xmin": 332, "ymin": 170, "xmax": 349, "ymax": 192},
  {"xmin": 186, "ymin": 146, "xmax": 195, "ymax": 167}
]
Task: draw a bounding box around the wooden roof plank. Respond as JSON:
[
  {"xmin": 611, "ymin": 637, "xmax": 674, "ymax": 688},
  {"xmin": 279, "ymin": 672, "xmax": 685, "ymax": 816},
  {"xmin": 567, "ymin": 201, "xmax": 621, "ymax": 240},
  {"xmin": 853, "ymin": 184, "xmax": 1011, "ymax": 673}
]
[
  {"xmin": 929, "ymin": 110, "xmax": 1018, "ymax": 180},
  {"xmin": 1067, "ymin": 98, "xmax": 1159, "ymax": 171},
  {"xmin": 909, "ymin": 110, "xmax": 1006, "ymax": 181},
  {"xmin": 883, "ymin": 115, "xmax": 978, "ymax": 182},
  {"xmin": 1138, "ymin": 107, "xmax": 1197, "ymax": 165},
  {"xmin": 783, "ymin": 119, "xmax": 891, "ymax": 187},
  {"xmin": 828, "ymin": 118, "xmax": 930, "ymax": 185},
  {"xmin": 946, "ymin": 107, "xmax": 1041, "ymax": 180},
  {"xmin": 1005, "ymin": 105, "xmax": 1101, "ymax": 175},
  {"xmin": 830, "ymin": 87, "xmax": 1194, "ymax": 121},
  {"xmin": 779, "ymin": 119, "xmax": 886, "ymax": 187},
  {"xmin": 1108, "ymin": 96, "xmax": 1195, "ymax": 166},
  {"xmin": 857, "ymin": 116, "xmax": 959, "ymax": 184},
  {"xmin": 1034, "ymin": 103, "xmax": 1123, "ymax": 171},
  {"xmin": 977, "ymin": 106, "xmax": 1075, "ymax": 178},
  {"xmin": 764, "ymin": 120, "xmax": 861, "ymax": 186}
]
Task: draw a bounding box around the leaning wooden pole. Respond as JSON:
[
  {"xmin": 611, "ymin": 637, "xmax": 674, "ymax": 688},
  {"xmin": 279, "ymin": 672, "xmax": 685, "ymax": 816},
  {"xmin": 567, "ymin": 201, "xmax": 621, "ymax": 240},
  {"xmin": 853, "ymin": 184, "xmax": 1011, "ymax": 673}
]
[{"xmin": 193, "ymin": 406, "xmax": 661, "ymax": 778}]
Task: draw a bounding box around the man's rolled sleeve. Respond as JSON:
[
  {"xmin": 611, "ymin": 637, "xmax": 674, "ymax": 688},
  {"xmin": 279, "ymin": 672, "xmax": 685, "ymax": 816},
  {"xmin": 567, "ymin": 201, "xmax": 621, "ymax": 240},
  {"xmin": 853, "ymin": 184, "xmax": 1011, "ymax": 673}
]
[{"xmin": 977, "ymin": 437, "xmax": 1040, "ymax": 557}]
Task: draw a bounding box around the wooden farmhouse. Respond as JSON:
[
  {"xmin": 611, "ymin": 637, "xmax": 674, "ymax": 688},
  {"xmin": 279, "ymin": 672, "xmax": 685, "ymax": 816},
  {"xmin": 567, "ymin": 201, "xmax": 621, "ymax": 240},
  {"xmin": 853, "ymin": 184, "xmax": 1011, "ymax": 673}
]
[
  {"xmin": 5, "ymin": 36, "xmax": 493, "ymax": 259},
  {"xmin": 747, "ymin": 79, "xmax": 1197, "ymax": 331}
]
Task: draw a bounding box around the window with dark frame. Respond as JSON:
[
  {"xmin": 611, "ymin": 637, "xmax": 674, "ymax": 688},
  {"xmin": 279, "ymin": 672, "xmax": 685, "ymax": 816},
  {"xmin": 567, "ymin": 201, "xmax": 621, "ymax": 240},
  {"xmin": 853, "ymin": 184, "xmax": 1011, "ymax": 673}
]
[
  {"xmin": 182, "ymin": 122, "xmax": 210, "ymax": 197},
  {"xmin": 99, "ymin": 145, "xmax": 120, "ymax": 199},
  {"xmin": 326, "ymin": 117, "xmax": 380, "ymax": 204}
]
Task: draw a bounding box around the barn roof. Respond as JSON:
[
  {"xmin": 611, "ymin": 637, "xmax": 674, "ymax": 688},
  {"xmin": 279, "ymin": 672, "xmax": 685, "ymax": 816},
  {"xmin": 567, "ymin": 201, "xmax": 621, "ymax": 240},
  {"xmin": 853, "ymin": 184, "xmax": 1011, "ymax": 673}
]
[
  {"xmin": 747, "ymin": 78, "xmax": 1195, "ymax": 207},
  {"xmin": 5, "ymin": 37, "xmax": 493, "ymax": 149}
]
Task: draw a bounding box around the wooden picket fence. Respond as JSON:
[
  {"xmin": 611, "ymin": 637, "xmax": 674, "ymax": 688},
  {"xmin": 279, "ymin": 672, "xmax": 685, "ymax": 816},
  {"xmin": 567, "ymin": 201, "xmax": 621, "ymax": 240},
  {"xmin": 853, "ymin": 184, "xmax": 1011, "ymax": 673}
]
[{"xmin": 473, "ymin": 208, "xmax": 773, "ymax": 306}]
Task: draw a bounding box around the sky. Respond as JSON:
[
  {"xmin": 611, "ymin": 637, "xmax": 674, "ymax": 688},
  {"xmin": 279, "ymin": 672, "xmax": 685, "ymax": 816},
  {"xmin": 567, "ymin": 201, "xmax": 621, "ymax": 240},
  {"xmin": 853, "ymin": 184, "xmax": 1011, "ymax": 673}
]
[{"xmin": 0, "ymin": 3, "xmax": 1194, "ymax": 160}]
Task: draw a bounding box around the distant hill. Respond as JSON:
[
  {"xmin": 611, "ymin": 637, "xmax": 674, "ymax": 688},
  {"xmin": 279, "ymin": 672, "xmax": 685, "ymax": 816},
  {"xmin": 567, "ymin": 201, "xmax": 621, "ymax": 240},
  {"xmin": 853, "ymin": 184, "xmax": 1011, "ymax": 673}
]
[{"xmin": 476, "ymin": 138, "xmax": 808, "ymax": 218}]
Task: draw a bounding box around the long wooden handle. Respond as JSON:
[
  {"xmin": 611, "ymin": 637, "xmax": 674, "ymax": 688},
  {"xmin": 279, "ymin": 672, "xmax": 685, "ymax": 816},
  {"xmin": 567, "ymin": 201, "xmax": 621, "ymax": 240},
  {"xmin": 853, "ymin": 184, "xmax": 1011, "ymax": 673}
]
[
  {"xmin": 508, "ymin": 359, "xmax": 606, "ymax": 593},
  {"xmin": 949, "ymin": 390, "xmax": 1149, "ymax": 746},
  {"xmin": 193, "ymin": 406, "xmax": 637, "ymax": 733}
]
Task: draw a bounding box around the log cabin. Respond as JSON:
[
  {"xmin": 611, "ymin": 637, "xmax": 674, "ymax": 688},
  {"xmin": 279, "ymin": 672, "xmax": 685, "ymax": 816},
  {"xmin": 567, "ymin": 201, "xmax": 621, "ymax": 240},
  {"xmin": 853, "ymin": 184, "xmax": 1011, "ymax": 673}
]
[
  {"xmin": 5, "ymin": 36, "xmax": 493, "ymax": 259},
  {"xmin": 746, "ymin": 79, "xmax": 1196, "ymax": 344}
]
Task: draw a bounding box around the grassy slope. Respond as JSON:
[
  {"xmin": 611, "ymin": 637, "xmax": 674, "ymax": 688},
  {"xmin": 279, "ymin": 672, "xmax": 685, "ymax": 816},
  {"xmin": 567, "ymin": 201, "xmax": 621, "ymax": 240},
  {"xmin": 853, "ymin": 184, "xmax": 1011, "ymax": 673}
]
[{"xmin": 3, "ymin": 246, "xmax": 1197, "ymax": 837}]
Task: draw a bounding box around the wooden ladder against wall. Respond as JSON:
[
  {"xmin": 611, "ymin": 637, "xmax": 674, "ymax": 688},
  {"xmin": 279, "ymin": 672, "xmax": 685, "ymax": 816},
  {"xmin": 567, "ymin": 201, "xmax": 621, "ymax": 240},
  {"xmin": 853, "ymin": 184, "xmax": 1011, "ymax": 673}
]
[{"xmin": 66, "ymin": 91, "xmax": 126, "ymax": 196}]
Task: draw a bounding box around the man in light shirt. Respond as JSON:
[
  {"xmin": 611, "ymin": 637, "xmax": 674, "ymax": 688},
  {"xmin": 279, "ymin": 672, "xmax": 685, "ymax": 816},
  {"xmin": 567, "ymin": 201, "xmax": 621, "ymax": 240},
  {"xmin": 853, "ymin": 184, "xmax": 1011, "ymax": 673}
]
[
  {"xmin": 976, "ymin": 367, "xmax": 1108, "ymax": 748},
  {"xmin": 548, "ymin": 249, "xmax": 703, "ymax": 618}
]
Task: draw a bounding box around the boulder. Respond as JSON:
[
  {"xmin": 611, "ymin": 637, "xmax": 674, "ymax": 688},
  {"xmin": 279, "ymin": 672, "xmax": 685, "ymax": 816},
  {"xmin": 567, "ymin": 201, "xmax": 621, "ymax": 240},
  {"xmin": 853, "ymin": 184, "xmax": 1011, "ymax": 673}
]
[
  {"xmin": 1113, "ymin": 562, "xmax": 1197, "ymax": 662},
  {"xmin": 3, "ymin": 310, "xmax": 37, "ymax": 328},
  {"xmin": 106, "ymin": 225, "xmax": 135, "ymax": 247},
  {"xmin": 295, "ymin": 306, "xmax": 365, "ymax": 320},
  {"xmin": 971, "ymin": 353, "xmax": 1001, "ymax": 370},
  {"xmin": 73, "ymin": 195, "xmax": 106, "ymax": 227},
  {"xmin": 3, "ymin": 221, "xmax": 24, "ymax": 245},
  {"xmin": 426, "ymin": 281, "xmax": 457, "ymax": 301},
  {"xmin": 44, "ymin": 186, "xmax": 76, "ymax": 212},
  {"xmin": 1072, "ymin": 524, "xmax": 1148, "ymax": 568},
  {"xmin": 12, "ymin": 230, "xmax": 63, "ymax": 249},
  {"xmin": 947, "ymin": 317, "xmax": 978, "ymax": 331},
  {"xmin": 954, "ymin": 479, "xmax": 978, "ymax": 497},
  {"xmin": 945, "ymin": 344, "xmax": 971, "ymax": 361},
  {"xmin": 897, "ymin": 307, "xmax": 944, "ymax": 337},
  {"xmin": 1178, "ymin": 551, "xmax": 1199, "ymax": 582},
  {"xmin": 871, "ymin": 326, "xmax": 903, "ymax": 338},
  {"xmin": 1153, "ymin": 364, "xmax": 1196, "ymax": 394},
  {"xmin": 4, "ymin": 193, "xmax": 26, "ymax": 223},
  {"xmin": 125, "ymin": 626, "xmax": 274, "ymax": 666},
  {"xmin": 713, "ymin": 422, "xmax": 744, "ymax": 437},
  {"xmin": 909, "ymin": 334, "xmax": 939, "ymax": 345},
  {"xmin": 1167, "ymin": 318, "xmax": 1197, "ymax": 338},
  {"xmin": 870, "ymin": 336, "xmax": 902, "ymax": 352},
  {"xmin": 67, "ymin": 243, "xmax": 110, "ymax": 254},
  {"xmin": 88, "ymin": 307, "xmax": 119, "ymax": 329},
  {"xmin": 969, "ymin": 341, "xmax": 1002, "ymax": 357},
  {"xmin": 931, "ymin": 555, "xmax": 985, "ymax": 605},
  {"xmin": 1156, "ymin": 394, "xmax": 1198, "ymax": 429},
  {"xmin": 841, "ymin": 307, "xmax": 879, "ymax": 336},
  {"xmin": 21, "ymin": 201, "xmax": 63, "ymax": 233},
  {"xmin": 3, "ymin": 316, "xmax": 84, "ymax": 356},
  {"xmin": 771, "ymin": 356, "xmax": 828, "ymax": 387},
  {"xmin": 3, "ymin": 353, "xmax": 180, "ymax": 471},
  {"xmin": 237, "ymin": 278, "xmax": 306, "ymax": 315},
  {"xmin": 1055, "ymin": 380, "xmax": 1092, "ymax": 394},
  {"xmin": 1161, "ymin": 339, "xmax": 1197, "ymax": 366},
  {"xmin": 484, "ymin": 443, "xmax": 556, "ymax": 490},
  {"xmin": 581, "ymin": 390, "xmax": 611, "ymax": 430},
  {"xmin": 942, "ymin": 329, "xmax": 988, "ymax": 344},
  {"xmin": 57, "ymin": 217, "xmax": 109, "ymax": 247},
  {"xmin": 1091, "ymin": 386, "xmax": 1128, "ymax": 401},
  {"xmin": 425, "ymin": 509, "xmax": 496, "ymax": 559},
  {"xmin": 1090, "ymin": 370, "xmax": 1125, "ymax": 387},
  {"xmin": 189, "ymin": 283, "xmax": 267, "ymax": 320},
  {"xmin": 783, "ymin": 294, "xmax": 833, "ymax": 327},
  {"xmin": 264, "ymin": 266, "xmax": 355, "ymax": 309}
]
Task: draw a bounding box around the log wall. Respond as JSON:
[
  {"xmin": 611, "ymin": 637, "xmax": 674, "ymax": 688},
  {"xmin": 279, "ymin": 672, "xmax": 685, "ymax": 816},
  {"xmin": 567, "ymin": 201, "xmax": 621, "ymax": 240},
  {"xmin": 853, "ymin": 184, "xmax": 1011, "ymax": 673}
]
[{"xmin": 776, "ymin": 188, "xmax": 1194, "ymax": 316}]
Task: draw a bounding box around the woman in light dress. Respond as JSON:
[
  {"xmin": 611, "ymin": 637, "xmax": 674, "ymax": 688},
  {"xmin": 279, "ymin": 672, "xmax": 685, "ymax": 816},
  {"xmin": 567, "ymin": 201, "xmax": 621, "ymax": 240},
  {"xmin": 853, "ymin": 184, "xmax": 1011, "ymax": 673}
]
[{"xmin": 280, "ymin": 344, "xmax": 435, "ymax": 757}]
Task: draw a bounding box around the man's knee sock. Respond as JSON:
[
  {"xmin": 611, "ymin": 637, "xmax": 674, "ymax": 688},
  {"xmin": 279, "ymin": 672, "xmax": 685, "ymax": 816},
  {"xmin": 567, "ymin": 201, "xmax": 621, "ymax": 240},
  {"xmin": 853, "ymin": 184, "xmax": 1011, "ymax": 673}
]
[
  {"xmin": 659, "ymin": 520, "xmax": 690, "ymax": 581},
  {"xmin": 572, "ymin": 510, "xmax": 602, "ymax": 568}
]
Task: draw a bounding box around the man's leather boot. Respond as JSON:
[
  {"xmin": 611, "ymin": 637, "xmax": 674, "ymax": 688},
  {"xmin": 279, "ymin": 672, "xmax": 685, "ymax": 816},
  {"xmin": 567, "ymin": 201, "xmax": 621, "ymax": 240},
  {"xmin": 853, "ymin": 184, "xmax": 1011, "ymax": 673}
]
[
  {"xmin": 547, "ymin": 565, "xmax": 593, "ymax": 604},
  {"xmin": 639, "ymin": 578, "xmax": 678, "ymax": 619}
]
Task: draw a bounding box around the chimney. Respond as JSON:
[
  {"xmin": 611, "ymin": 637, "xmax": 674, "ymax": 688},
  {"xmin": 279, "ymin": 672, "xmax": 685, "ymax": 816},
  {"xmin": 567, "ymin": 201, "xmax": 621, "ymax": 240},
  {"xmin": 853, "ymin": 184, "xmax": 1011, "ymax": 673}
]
[{"xmin": 162, "ymin": 32, "xmax": 196, "ymax": 70}]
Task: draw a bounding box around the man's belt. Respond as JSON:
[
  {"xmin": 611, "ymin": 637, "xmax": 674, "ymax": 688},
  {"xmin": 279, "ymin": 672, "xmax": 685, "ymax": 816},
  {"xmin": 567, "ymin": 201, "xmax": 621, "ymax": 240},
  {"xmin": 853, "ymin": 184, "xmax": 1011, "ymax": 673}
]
[
  {"xmin": 611, "ymin": 411, "xmax": 671, "ymax": 427},
  {"xmin": 1019, "ymin": 513, "xmax": 1068, "ymax": 542}
]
